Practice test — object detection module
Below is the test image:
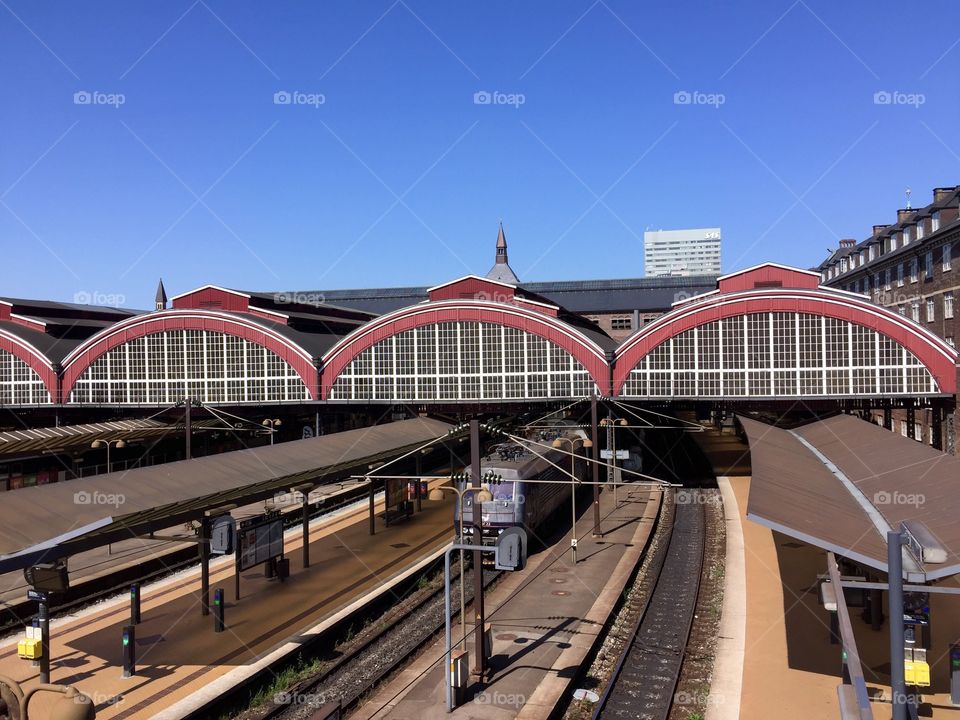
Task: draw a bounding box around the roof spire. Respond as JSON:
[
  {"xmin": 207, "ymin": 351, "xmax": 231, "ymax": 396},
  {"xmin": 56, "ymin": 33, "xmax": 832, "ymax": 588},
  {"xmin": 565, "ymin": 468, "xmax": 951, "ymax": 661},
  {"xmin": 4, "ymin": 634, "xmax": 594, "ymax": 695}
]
[
  {"xmin": 155, "ymin": 278, "xmax": 167, "ymax": 311},
  {"xmin": 486, "ymin": 222, "xmax": 519, "ymax": 284}
]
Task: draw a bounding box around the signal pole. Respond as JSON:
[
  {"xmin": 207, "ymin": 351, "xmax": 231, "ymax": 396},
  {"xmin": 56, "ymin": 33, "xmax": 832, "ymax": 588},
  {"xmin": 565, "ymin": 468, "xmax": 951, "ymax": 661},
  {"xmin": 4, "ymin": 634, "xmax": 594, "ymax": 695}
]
[{"xmin": 470, "ymin": 419, "xmax": 486, "ymax": 679}]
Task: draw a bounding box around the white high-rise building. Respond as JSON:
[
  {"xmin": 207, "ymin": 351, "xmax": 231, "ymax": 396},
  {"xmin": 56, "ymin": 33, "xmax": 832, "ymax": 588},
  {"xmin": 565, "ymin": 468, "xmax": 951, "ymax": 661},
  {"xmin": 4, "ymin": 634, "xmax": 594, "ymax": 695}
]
[{"xmin": 643, "ymin": 227, "xmax": 722, "ymax": 277}]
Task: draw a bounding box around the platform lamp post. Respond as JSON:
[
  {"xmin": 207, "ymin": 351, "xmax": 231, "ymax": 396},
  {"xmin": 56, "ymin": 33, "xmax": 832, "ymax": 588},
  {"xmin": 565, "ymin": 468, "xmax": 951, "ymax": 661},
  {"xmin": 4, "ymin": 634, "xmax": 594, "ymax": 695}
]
[
  {"xmin": 262, "ymin": 418, "xmax": 282, "ymax": 445},
  {"xmin": 552, "ymin": 436, "xmax": 593, "ymax": 564},
  {"xmin": 91, "ymin": 438, "xmax": 125, "ymax": 474},
  {"xmin": 429, "ymin": 481, "xmax": 493, "ymax": 649},
  {"xmin": 599, "ymin": 417, "xmax": 628, "ymax": 508}
]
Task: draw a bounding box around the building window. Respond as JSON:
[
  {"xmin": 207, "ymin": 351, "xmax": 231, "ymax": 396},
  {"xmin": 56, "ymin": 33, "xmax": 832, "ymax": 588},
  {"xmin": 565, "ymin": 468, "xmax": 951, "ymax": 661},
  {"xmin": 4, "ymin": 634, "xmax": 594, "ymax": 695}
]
[
  {"xmin": 903, "ymin": 227, "xmax": 911, "ymax": 245},
  {"xmin": 897, "ymin": 264, "xmax": 904, "ymax": 287},
  {"xmin": 945, "ymin": 291, "xmax": 954, "ymax": 320},
  {"xmin": 901, "ymin": 420, "xmax": 908, "ymax": 437},
  {"xmin": 610, "ymin": 317, "xmax": 633, "ymax": 331},
  {"xmin": 911, "ymin": 302, "xmax": 920, "ymax": 323},
  {"xmin": 932, "ymin": 211, "xmax": 940, "ymax": 232},
  {"xmin": 841, "ymin": 258, "xmax": 848, "ymax": 273},
  {"xmin": 910, "ymin": 257, "xmax": 918, "ymax": 283},
  {"xmin": 884, "ymin": 268, "xmax": 892, "ymax": 290},
  {"xmin": 916, "ymin": 221, "xmax": 925, "ymax": 240},
  {"xmin": 925, "ymin": 251, "xmax": 934, "ymax": 280},
  {"xmin": 947, "ymin": 336, "xmax": 956, "ymax": 348},
  {"xmin": 926, "ymin": 298, "xmax": 935, "ymax": 322},
  {"xmin": 898, "ymin": 305, "xmax": 906, "ymax": 316},
  {"xmin": 943, "ymin": 243, "xmax": 952, "ymax": 271},
  {"xmin": 869, "ymin": 244, "xmax": 876, "ymax": 261}
]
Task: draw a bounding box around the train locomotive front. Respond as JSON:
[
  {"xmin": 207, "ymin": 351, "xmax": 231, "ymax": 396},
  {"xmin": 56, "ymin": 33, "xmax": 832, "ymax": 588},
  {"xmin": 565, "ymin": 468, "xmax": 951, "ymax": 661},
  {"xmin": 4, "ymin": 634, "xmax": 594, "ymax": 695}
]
[{"xmin": 455, "ymin": 427, "xmax": 589, "ymax": 546}]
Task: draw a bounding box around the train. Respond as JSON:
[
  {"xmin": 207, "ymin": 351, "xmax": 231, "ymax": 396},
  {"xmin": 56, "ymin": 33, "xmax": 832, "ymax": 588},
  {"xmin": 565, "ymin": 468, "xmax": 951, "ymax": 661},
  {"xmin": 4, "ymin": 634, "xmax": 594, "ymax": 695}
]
[{"xmin": 455, "ymin": 421, "xmax": 590, "ymax": 546}]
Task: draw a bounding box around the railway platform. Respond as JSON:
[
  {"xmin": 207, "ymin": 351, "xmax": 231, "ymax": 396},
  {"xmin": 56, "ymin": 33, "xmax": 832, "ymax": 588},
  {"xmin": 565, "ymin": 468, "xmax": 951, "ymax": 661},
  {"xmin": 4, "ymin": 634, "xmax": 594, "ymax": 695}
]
[
  {"xmin": 353, "ymin": 484, "xmax": 662, "ymax": 720},
  {"xmin": 0, "ymin": 483, "xmax": 456, "ymax": 720}
]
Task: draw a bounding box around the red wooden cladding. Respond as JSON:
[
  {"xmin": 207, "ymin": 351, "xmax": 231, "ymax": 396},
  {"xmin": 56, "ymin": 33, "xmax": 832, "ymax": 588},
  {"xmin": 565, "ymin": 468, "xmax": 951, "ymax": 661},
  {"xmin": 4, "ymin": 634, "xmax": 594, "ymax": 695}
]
[
  {"xmin": 427, "ymin": 277, "xmax": 559, "ymax": 317},
  {"xmin": 0, "ymin": 331, "xmax": 57, "ymax": 401},
  {"xmin": 172, "ymin": 287, "xmax": 250, "ymax": 312},
  {"xmin": 717, "ymin": 264, "xmax": 820, "ymax": 293}
]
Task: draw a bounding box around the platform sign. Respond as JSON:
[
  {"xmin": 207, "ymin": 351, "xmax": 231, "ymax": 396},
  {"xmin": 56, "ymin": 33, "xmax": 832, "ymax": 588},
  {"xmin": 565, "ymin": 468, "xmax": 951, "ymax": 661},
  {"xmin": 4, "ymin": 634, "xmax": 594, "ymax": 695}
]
[
  {"xmin": 600, "ymin": 449, "xmax": 630, "ymax": 460},
  {"xmin": 237, "ymin": 515, "xmax": 284, "ymax": 572},
  {"xmin": 494, "ymin": 527, "xmax": 527, "ymax": 572}
]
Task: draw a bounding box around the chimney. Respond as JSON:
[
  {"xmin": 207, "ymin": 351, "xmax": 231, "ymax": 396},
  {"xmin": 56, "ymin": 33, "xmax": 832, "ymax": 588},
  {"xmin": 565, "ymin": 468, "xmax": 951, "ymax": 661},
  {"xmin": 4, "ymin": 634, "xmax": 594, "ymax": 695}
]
[
  {"xmin": 839, "ymin": 239, "xmax": 856, "ymax": 249},
  {"xmin": 934, "ymin": 187, "xmax": 957, "ymax": 204},
  {"xmin": 897, "ymin": 208, "xmax": 914, "ymax": 223},
  {"xmin": 872, "ymin": 224, "xmax": 890, "ymax": 237}
]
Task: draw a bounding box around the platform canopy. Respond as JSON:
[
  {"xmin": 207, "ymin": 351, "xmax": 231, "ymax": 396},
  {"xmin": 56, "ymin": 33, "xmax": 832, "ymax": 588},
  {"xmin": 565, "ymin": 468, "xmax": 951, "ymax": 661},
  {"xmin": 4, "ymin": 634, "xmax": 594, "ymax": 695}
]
[
  {"xmin": 0, "ymin": 417, "xmax": 455, "ymax": 573},
  {"xmin": 742, "ymin": 414, "xmax": 960, "ymax": 581}
]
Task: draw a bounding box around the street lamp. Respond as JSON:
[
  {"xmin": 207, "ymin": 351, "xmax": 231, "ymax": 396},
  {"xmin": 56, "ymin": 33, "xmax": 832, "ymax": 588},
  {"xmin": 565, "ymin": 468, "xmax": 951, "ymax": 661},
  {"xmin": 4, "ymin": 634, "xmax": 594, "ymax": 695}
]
[
  {"xmin": 91, "ymin": 438, "xmax": 126, "ymax": 473},
  {"xmin": 262, "ymin": 418, "xmax": 282, "ymax": 445},
  {"xmin": 429, "ymin": 481, "xmax": 493, "ymax": 648},
  {"xmin": 552, "ymin": 436, "xmax": 593, "ymax": 564},
  {"xmin": 600, "ymin": 418, "xmax": 628, "ymax": 507},
  {"xmin": 0, "ymin": 674, "xmax": 95, "ymax": 720}
]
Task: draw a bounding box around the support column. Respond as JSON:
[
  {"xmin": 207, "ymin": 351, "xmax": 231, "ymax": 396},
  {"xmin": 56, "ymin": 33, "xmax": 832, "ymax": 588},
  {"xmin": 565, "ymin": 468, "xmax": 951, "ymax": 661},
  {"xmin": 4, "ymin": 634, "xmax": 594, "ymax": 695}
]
[
  {"xmin": 368, "ymin": 480, "xmax": 376, "ymax": 535},
  {"xmin": 591, "ymin": 394, "xmax": 601, "ymax": 537},
  {"xmin": 906, "ymin": 402, "xmax": 916, "ymax": 441},
  {"xmin": 883, "ymin": 402, "xmax": 892, "ymax": 431},
  {"xmin": 185, "ymin": 398, "xmax": 192, "ymax": 460},
  {"xmin": 302, "ymin": 493, "xmax": 310, "ymax": 569},
  {"xmin": 932, "ymin": 403, "xmax": 944, "ymax": 451},
  {"xmin": 415, "ymin": 453, "xmax": 422, "ymax": 513},
  {"xmin": 199, "ymin": 516, "xmax": 210, "ymax": 616},
  {"xmin": 889, "ymin": 531, "xmax": 907, "ymax": 720},
  {"xmin": 470, "ymin": 419, "xmax": 486, "ymax": 679}
]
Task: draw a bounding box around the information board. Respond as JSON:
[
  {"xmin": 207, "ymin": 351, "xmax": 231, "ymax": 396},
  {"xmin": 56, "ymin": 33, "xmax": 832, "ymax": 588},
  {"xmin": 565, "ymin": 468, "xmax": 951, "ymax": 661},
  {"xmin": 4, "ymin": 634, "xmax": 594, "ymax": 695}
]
[{"xmin": 237, "ymin": 516, "xmax": 284, "ymax": 572}]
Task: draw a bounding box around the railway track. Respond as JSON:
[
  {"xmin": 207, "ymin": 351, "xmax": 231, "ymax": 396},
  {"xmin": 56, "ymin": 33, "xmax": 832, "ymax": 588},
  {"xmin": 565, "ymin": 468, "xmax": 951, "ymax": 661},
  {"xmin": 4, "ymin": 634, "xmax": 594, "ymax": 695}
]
[
  {"xmin": 243, "ymin": 563, "xmax": 498, "ymax": 720},
  {"xmin": 592, "ymin": 489, "xmax": 707, "ymax": 720}
]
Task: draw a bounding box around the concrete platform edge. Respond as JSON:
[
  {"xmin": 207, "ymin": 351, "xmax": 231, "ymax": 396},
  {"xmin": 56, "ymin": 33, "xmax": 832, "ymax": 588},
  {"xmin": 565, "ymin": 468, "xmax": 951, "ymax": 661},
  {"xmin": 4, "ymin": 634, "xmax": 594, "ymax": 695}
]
[
  {"xmin": 707, "ymin": 476, "xmax": 745, "ymax": 720},
  {"xmin": 151, "ymin": 542, "xmax": 450, "ymax": 720},
  {"xmin": 515, "ymin": 488, "xmax": 664, "ymax": 720}
]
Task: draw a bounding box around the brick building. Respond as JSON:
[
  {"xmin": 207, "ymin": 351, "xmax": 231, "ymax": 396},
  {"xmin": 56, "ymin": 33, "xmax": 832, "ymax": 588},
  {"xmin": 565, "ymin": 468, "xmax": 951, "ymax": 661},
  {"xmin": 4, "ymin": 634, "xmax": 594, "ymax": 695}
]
[{"xmin": 817, "ymin": 185, "xmax": 960, "ymax": 450}]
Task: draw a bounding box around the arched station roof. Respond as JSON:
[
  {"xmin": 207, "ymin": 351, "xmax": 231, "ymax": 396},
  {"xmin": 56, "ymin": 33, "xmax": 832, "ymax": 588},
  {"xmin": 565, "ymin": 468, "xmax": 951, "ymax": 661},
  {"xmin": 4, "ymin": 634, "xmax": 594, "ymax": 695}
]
[
  {"xmin": 0, "ymin": 325, "xmax": 58, "ymax": 403},
  {"xmin": 61, "ymin": 310, "xmax": 320, "ymax": 401},
  {"xmin": 320, "ymin": 276, "xmax": 615, "ymax": 400},
  {"xmin": 614, "ymin": 264, "xmax": 958, "ymax": 397}
]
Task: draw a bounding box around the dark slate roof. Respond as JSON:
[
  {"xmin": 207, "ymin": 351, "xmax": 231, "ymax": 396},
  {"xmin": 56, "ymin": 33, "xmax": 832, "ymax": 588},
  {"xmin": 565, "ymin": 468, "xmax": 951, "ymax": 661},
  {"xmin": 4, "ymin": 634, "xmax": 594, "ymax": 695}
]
[
  {"xmin": 0, "ymin": 321, "xmax": 85, "ymax": 364},
  {"xmin": 221, "ymin": 312, "xmax": 350, "ymax": 360},
  {"xmin": 283, "ymin": 275, "xmax": 719, "ymax": 317}
]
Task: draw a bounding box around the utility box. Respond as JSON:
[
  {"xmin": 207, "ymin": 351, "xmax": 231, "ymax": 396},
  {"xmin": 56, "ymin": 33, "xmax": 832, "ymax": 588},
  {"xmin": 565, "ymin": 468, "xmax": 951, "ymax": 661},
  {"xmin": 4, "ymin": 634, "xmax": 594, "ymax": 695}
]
[
  {"xmin": 17, "ymin": 627, "xmax": 43, "ymax": 660},
  {"xmin": 950, "ymin": 644, "xmax": 960, "ymax": 705},
  {"xmin": 450, "ymin": 649, "xmax": 469, "ymax": 688},
  {"xmin": 905, "ymin": 648, "xmax": 931, "ymax": 687}
]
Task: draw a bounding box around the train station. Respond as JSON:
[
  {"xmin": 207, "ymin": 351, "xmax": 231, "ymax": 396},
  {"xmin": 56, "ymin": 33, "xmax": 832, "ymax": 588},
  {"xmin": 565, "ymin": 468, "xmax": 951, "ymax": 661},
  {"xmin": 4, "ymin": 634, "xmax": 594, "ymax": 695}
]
[
  {"xmin": 3, "ymin": 5, "xmax": 960, "ymax": 718},
  {"xmin": 0, "ymin": 180, "xmax": 958, "ymax": 720}
]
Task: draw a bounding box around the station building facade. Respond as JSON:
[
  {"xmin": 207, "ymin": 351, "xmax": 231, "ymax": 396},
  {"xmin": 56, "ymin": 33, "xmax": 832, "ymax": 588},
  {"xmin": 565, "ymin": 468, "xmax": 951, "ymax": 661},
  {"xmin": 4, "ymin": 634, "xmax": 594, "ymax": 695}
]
[{"xmin": 817, "ymin": 185, "xmax": 960, "ymax": 447}]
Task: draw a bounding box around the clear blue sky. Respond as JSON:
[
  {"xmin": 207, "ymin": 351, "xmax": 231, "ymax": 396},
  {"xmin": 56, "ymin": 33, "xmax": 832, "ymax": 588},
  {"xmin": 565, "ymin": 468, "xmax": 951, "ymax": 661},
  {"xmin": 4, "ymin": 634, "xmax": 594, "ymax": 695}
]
[{"xmin": 2, "ymin": 1, "xmax": 958, "ymax": 308}]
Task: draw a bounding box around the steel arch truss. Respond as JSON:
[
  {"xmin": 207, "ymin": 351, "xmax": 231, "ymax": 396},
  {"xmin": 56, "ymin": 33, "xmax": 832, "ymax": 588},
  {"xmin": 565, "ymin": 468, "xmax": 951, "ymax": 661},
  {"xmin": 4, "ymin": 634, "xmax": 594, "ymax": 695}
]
[
  {"xmin": 61, "ymin": 311, "xmax": 317, "ymax": 404},
  {"xmin": 321, "ymin": 301, "xmax": 610, "ymax": 401},
  {"xmin": 614, "ymin": 290, "xmax": 958, "ymax": 399}
]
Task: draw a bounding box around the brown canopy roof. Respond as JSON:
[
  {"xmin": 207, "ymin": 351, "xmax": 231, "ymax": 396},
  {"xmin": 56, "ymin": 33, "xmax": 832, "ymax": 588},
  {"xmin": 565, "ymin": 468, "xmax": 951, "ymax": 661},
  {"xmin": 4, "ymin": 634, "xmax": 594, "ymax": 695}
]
[
  {"xmin": 743, "ymin": 414, "xmax": 960, "ymax": 581},
  {"xmin": 0, "ymin": 417, "xmax": 454, "ymax": 573}
]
